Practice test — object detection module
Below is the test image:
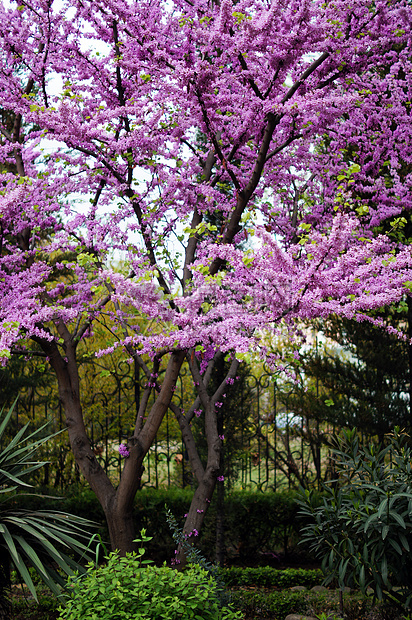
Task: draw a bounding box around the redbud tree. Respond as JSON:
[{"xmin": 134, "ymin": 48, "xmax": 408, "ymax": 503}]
[{"xmin": 0, "ymin": 0, "xmax": 411, "ymax": 555}]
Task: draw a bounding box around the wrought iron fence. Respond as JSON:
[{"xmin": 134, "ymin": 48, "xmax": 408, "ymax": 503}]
[{"xmin": 7, "ymin": 360, "xmax": 333, "ymax": 492}]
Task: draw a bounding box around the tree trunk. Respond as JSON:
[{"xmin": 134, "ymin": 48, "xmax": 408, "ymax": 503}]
[
  {"xmin": 173, "ymin": 355, "xmax": 238, "ymax": 564},
  {"xmin": 215, "ymin": 475, "xmax": 225, "ymax": 566},
  {"xmin": 216, "ymin": 405, "xmax": 225, "ymax": 566},
  {"xmin": 408, "ymin": 295, "xmax": 412, "ymax": 427},
  {"xmin": 43, "ymin": 334, "xmax": 185, "ymax": 554},
  {"xmin": 176, "ymin": 476, "xmax": 218, "ymax": 566},
  {"xmin": 105, "ymin": 503, "xmax": 137, "ymax": 554}
]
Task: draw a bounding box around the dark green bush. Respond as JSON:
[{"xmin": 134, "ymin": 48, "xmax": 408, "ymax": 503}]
[
  {"xmin": 299, "ymin": 428, "xmax": 412, "ymax": 610},
  {"xmin": 229, "ymin": 590, "xmax": 379, "ymax": 620},
  {"xmin": 229, "ymin": 589, "xmax": 313, "ymax": 620},
  {"xmin": 204, "ymin": 490, "xmax": 300, "ymax": 562},
  {"xmin": 13, "ymin": 488, "xmax": 302, "ymax": 564},
  {"xmin": 218, "ymin": 566, "xmax": 322, "ymax": 588}
]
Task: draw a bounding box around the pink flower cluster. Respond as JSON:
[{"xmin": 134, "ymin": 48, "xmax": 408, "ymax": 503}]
[
  {"xmin": 118, "ymin": 444, "xmax": 130, "ymax": 458},
  {"xmin": 0, "ymin": 0, "xmax": 410, "ymax": 375}
]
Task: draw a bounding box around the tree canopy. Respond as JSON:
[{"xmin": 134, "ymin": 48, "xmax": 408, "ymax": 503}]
[{"xmin": 0, "ymin": 0, "xmax": 411, "ymax": 553}]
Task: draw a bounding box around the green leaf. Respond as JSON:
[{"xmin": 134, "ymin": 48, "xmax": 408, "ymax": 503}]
[
  {"xmin": 381, "ymin": 556, "xmax": 388, "ymax": 585},
  {"xmin": 15, "ymin": 535, "xmax": 49, "ymax": 580},
  {"xmin": 399, "ymin": 533, "xmax": 410, "ymax": 552},
  {"xmin": 389, "ymin": 538, "xmax": 403, "ymax": 555},
  {"xmin": 338, "ymin": 557, "xmax": 350, "ymax": 586},
  {"xmin": 13, "ymin": 550, "xmax": 38, "ymax": 601},
  {"xmin": 0, "ymin": 399, "xmax": 20, "ymax": 444},
  {"xmin": 390, "ymin": 511, "xmax": 406, "ymax": 529},
  {"xmin": 377, "ymin": 498, "xmax": 388, "ymax": 518},
  {"xmin": 1, "ymin": 523, "xmax": 19, "ymax": 564},
  {"xmin": 363, "ymin": 513, "xmax": 378, "ymax": 532}
]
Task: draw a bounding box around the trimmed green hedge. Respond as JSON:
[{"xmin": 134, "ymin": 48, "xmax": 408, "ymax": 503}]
[
  {"xmin": 229, "ymin": 590, "xmax": 380, "ymax": 620},
  {"xmin": 218, "ymin": 567, "xmax": 322, "ymax": 588},
  {"xmin": 229, "ymin": 590, "xmax": 315, "ymax": 620},
  {"xmin": 11, "ymin": 487, "xmax": 304, "ymax": 564}
]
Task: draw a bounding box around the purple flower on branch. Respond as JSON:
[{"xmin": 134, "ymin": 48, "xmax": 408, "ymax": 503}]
[
  {"xmin": 118, "ymin": 443, "xmax": 130, "ymax": 458},
  {"xmin": 217, "ymin": 475, "xmax": 224, "ymax": 482}
]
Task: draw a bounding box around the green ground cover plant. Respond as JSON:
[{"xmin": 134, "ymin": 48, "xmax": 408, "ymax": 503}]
[
  {"xmin": 230, "ymin": 589, "xmax": 313, "ymax": 619},
  {"xmin": 13, "ymin": 595, "xmax": 58, "ymax": 620},
  {"xmin": 13, "ymin": 583, "xmax": 410, "ymax": 620}
]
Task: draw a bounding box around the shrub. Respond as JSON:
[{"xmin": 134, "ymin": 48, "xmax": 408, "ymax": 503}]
[
  {"xmin": 58, "ymin": 532, "xmax": 242, "ymax": 620},
  {"xmin": 229, "ymin": 589, "xmax": 313, "ymax": 620},
  {"xmin": 230, "ymin": 590, "xmax": 381, "ymax": 620},
  {"xmin": 218, "ymin": 566, "xmax": 322, "ymax": 588},
  {"xmin": 13, "ymin": 487, "xmax": 303, "ymax": 564},
  {"xmin": 298, "ymin": 428, "xmax": 412, "ymax": 610}
]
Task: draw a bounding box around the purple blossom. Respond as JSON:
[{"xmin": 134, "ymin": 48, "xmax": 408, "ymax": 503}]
[
  {"xmin": 118, "ymin": 444, "xmax": 130, "ymax": 458},
  {"xmin": 217, "ymin": 475, "xmax": 224, "ymax": 482},
  {"xmin": 0, "ymin": 0, "xmax": 410, "ymax": 552}
]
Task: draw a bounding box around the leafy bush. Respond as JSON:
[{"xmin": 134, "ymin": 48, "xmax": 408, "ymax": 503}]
[
  {"xmin": 230, "ymin": 589, "xmax": 404, "ymax": 620},
  {"xmin": 58, "ymin": 531, "xmax": 242, "ymax": 620},
  {"xmin": 214, "ymin": 491, "xmax": 299, "ymax": 561},
  {"xmin": 298, "ymin": 428, "xmax": 412, "ymax": 609},
  {"xmin": 229, "ymin": 589, "xmax": 313, "ymax": 620},
  {"xmin": 218, "ymin": 566, "xmax": 322, "ymax": 588}
]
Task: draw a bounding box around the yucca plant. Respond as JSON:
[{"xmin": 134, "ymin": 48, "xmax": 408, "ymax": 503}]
[{"xmin": 0, "ymin": 398, "xmax": 95, "ymax": 618}]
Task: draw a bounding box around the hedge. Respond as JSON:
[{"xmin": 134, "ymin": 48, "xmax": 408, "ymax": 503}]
[
  {"xmin": 229, "ymin": 590, "xmax": 316, "ymax": 620},
  {"xmin": 218, "ymin": 567, "xmax": 322, "ymax": 588},
  {"xmin": 11, "ymin": 487, "xmax": 304, "ymax": 564}
]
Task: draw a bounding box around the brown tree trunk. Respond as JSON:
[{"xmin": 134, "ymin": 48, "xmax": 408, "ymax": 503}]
[
  {"xmin": 176, "ymin": 476, "xmax": 218, "ymax": 566},
  {"xmin": 40, "ymin": 330, "xmax": 186, "ymax": 555},
  {"xmin": 105, "ymin": 501, "xmax": 137, "ymax": 554},
  {"xmin": 173, "ymin": 355, "xmax": 239, "ymax": 565},
  {"xmin": 408, "ymin": 295, "xmax": 412, "ymax": 427},
  {"xmin": 215, "ymin": 451, "xmax": 225, "ymax": 566}
]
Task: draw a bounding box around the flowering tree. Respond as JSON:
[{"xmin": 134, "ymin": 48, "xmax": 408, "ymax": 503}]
[{"xmin": 0, "ymin": 0, "xmax": 411, "ymax": 554}]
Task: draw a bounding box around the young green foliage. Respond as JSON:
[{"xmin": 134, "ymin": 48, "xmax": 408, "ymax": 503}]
[{"xmin": 58, "ymin": 529, "xmax": 242, "ymax": 620}]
